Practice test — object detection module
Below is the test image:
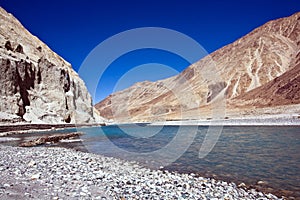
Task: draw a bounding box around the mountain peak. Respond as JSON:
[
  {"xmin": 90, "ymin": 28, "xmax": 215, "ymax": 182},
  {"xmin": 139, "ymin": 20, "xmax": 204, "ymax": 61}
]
[{"xmin": 96, "ymin": 12, "xmax": 300, "ymax": 122}]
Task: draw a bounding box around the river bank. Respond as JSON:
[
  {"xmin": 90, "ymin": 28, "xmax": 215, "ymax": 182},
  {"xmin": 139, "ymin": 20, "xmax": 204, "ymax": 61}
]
[
  {"xmin": 148, "ymin": 115, "xmax": 300, "ymax": 126},
  {"xmin": 0, "ymin": 123, "xmax": 105, "ymax": 137},
  {"xmin": 0, "ymin": 144, "xmax": 282, "ymax": 199}
]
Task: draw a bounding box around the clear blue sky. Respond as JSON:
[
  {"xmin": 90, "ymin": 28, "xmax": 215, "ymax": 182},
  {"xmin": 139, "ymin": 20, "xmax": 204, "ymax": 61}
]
[{"xmin": 1, "ymin": 0, "xmax": 300, "ymax": 103}]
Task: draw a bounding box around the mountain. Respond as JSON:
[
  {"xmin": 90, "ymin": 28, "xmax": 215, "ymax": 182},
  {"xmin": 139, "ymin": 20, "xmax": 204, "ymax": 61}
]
[
  {"xmin": 0, "ymin": 7, "xmax": 101, "ymax": 124},
  {"xmin": 233, "ymin": 62, "xmax": 300, "ymax": 107},
  {"xmin": 95, "ymin": 12, "xmax": 300, "ymax": 122}
]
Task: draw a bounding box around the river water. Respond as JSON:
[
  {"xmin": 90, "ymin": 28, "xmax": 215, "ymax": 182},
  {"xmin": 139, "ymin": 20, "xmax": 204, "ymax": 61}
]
[{"xmin": 3, "ymin": 125, "xmax": 300, "ymax": 198}]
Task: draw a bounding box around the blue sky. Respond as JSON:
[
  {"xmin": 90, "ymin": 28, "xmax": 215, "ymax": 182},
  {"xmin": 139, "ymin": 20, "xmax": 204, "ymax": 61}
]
[{"xmin": 1, "ymin": 0, "xmax": 300, "ymax": 103}]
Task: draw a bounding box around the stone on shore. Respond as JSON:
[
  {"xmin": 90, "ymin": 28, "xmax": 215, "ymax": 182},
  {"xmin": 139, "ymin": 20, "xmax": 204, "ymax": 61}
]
[
  {"xmin": 19, "ymin": 132, "xmax": 83, "ymax": 147},
  {"xmin": 0, "ymin": 145, "xmax": 282, "ymax": 199}
]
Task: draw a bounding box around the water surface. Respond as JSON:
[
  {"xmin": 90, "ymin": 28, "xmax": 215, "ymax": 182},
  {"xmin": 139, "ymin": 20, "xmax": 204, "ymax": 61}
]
[{"xmin": 3, "ymin": 125, "xmax": 300, "ymax": 198}]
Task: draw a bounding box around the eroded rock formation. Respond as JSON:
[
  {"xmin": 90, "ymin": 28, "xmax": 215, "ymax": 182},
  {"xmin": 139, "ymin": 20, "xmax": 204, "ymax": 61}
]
[{"xmin": 0, "ymin": 7, "xmax": 101, "ymax": 124}]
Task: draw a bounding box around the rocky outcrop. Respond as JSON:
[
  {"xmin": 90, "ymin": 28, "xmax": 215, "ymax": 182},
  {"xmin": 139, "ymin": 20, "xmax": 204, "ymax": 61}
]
[
  {"xmin": 0, "ymin": 7, "xmax": 101, "ymax": 124},
  {"xmin": 96, "ymin": 12, "xmax": 300, "ymax": 122},
  {"xmin": 19, "ymin": 132, "xmax": 83, "ymax": 147}
]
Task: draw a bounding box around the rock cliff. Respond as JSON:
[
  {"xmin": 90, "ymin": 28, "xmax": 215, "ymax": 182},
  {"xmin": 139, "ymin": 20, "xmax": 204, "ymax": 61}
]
[
  {"xmin": 95, "ymin": 12, "xmax": 300, "ymax": 122},
  {"xmin": 0, "ymin": 7, "xmax": 100, "ymax": 124}
]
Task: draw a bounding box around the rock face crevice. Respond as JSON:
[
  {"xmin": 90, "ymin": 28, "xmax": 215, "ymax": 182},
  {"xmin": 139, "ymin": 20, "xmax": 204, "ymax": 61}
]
[
  {"xmin": 0, "ymin": 7, "xmax": 102, "ymax": 124},
  {"xmin": 14, "ymin": 60, "xmax": 35, "ymax": 117},
  {"xmin": 5, "ymin": 41, "xmax": 13, "ymax": 51},
  {"xmin": 60, "ymin": 69, "xmax": 70, "ymax": 93}
]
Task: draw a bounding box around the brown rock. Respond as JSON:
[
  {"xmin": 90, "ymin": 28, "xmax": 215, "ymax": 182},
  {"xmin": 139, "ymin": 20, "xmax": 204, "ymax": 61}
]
[{"xmin": 19, "ymin": 132, "xmax": 83, "ymax": 147}]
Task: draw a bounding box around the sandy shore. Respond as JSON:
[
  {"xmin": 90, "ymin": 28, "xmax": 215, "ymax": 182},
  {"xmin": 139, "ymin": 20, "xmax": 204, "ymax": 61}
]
[
  {"xmin": 0, "ymin": 145, "xmax": 281, "ymax": 199},
  {"xmin": 149, "ymin": 115, "xmax": 300, "ymax": 126}
]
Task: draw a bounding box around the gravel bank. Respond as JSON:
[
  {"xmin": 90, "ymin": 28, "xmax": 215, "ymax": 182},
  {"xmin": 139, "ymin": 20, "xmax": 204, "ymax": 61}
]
[
  {"xmin": 149, "ymin": 116, "xmax": 300, "ymax": 126},
  {"xmin": 0, "ymin": 145, "xmax": 280, "ymax": 199}
]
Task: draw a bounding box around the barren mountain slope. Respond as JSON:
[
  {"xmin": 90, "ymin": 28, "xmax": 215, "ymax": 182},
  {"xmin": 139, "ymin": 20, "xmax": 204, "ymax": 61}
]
[
  {"xmin": 0, "ymin": 7, "xmax": 102, "ymax": 124},
  {"xmin": 232, "ymin": 63, "xmax": 300, "ymax": 108},
  {"xmin": 96, "ymin": 12, "xmax": 300, "ymax": 122}
]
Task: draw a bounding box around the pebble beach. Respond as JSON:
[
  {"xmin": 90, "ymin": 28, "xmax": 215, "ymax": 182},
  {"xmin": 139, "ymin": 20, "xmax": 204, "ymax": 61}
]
[{"xmin": 0, "ymin": 145, "xmax": 281, "ymax": 200}]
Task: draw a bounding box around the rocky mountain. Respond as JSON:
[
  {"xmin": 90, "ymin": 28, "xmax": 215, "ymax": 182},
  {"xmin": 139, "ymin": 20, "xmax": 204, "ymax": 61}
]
[
  {"xmin": 96, "ymin": 12, "xmax": 300, "ymax": 122},
  {"xmin": 0, "ymin": 7, "xmax": 101, "ymax": 124},
  {"xmin": 233, "ymin": 63, "xmax": 300, "ymax": 108}
]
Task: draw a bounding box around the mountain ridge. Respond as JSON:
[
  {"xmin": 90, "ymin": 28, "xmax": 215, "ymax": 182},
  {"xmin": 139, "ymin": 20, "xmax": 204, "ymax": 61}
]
[{"xmin": 96, "ymin": 12, "xmax": 300, "ymax": 122}]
